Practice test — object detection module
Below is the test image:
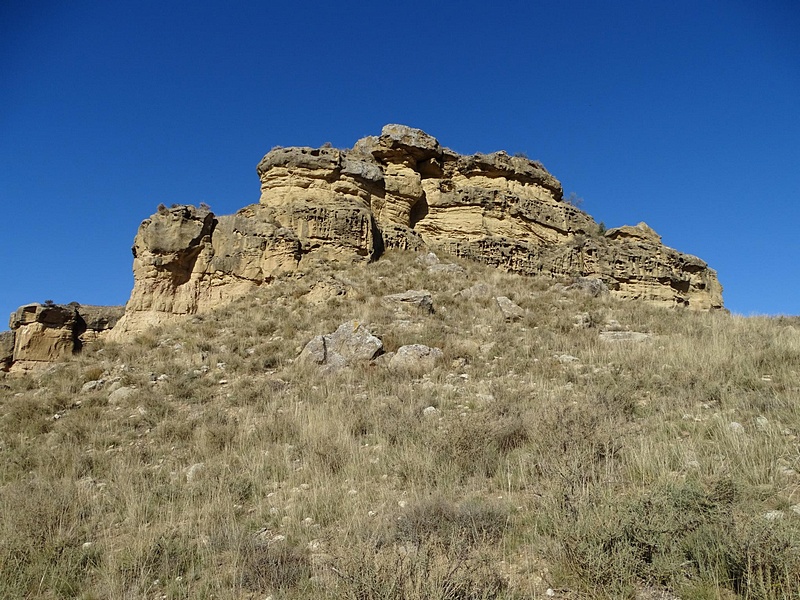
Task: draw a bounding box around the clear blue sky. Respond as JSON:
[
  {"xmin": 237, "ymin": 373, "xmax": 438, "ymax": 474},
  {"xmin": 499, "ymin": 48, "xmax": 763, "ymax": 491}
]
[{"xmin": 2, "ymin": 1, "xmax": 798, "ymax": 322}]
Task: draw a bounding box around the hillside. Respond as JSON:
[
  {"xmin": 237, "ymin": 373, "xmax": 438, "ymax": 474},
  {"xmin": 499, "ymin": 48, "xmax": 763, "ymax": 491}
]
[{"xmin": 1, "ymin": 249, "xmax": 798, "ymax": 599}]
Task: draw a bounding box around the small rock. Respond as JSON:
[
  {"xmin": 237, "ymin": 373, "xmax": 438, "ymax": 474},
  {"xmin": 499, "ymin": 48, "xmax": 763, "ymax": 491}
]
[
  {"xmin": 389, "ymin": 344, "xmax": 443, "ymax": 373},
  {"xmin": 728, "ymin": 421, "xmax": 745, "ymax": 434},
  {"xmin": 756, "ymin": 416, "xmax": 769, "ymax": 430},
  {"xmin": 574, "ymin": 313, "xmax": 592, "ymax": 329},
  {"xmin": 427, "ymin": 263, "xmax": 466, "ymax": 275},
  {"xmin": 186, "ymin": 462, "xmax": 205, "ymax": 482},
  {"xmin": 423, "ymin": 406, "xmax": 439, "ymax": 416},
  {"xmin": 495, "ymin": 296, "xmax": 525, "ymax": 321},
  {"xmin": 457, "ymin": 283, "xmax": 493, "ymax": 300},
  {"xmin": 555, "ymin": 354, "xmax": 580, "ymax": 364},
  {"xmin": 599, "ymin": 331, "xmax": 651, "ymax": 342},
  {"xmin": 108, "ymin": 386, "xmax": 135, "ymax": 404},
  {"xmin": 566, "ymin": 277, "xmax": 609, "ymax": 297},
  {"xmin": 81, "ymin": 380, "xmax": 104, "ymax": 393},
  {"xmin": 764, "ymin": 510, "xmax": 784, "ymax": 521},
  {"xmin": 416, "ymin": 252, "xmax": 440, "ymax": 266}
]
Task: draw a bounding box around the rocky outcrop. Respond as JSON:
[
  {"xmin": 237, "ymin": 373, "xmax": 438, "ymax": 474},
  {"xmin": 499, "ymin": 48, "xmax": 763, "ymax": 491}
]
[
  {"xmin": 114, "ymin": 125, "xmax": 722, "ymax": 333},
  {"xmin": 4, "ymin": 303, "xmax": 123, "ymax": 369},
  {"xmin": 1, "ymin": 331, "xmax": 14, "ymax": 371}
]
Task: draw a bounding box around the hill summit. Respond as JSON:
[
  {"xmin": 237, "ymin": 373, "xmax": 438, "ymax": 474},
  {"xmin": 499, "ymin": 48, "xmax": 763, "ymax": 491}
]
[
  {"xmin": 3, "ymin": 125, "xmax": 723, "ymax": 370},
  {"xmin": 114, "ymin": 124, "xmax": 722, "ymax": 336}
]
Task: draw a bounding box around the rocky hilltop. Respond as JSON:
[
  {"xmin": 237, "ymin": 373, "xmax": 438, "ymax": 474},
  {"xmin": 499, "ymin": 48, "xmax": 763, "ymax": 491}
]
[
  {"xmin": 2, "ymin": 125, "xmax": 723, "ymax": 368},
  {"xmin": 113, "ymin": 124, "xmax": 721, "ymax": 336}
]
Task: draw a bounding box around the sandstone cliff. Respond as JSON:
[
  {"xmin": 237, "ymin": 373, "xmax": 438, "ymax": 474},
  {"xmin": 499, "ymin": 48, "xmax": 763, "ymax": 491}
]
[
  {"xmin": 3, "ymin": 303, "xmax": 123, "ymax": 371},
  {"xmin": 111, "ymin": 125, "xmax": 722, "ymax": 335}
]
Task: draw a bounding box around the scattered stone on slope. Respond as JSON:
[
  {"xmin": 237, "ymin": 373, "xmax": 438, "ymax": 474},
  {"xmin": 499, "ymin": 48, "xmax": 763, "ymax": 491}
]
[
  {"xmin": 427, "ymin": 262, "xmax": 466, "ymax": 275},
  {"xmin": 573, "ymin": 312, "xmax": 593, "ymax": 329},
  {"xmin": 81, "ymin": 380, "xmax": 105, "ymax": 393},
  {"xmin": 389, "ymin": 344, "xmax": 443, "ymax": 373},
  {"xmin": 297, "ymin": 320, "xmax": 383, "ymax": 371},
  {"xmin": 566, "ymin": 277, "xmax": 609, "ymax": 297},
  {"xmin": 108, "ymin": 386, "xmax": 136, "ymax": 404},
  {"xmin": 416, "ymin": 252, "xmax": 440, "ymax": 267},
  {"xmin": 304, "ymin": 278, "xmax": 348, "ymax": 305},
  {"xmin": 598, "ymin": 331, "xmax": 651, "ymax": 342},
  {"xmin": 495, "ymin": 296, "xmax": 525, "ymax": 321},
  {"xmin": 555, "ymin": 354, "xmax": 580, "ymax": 364},
  {"xmin": 457, "ymin": 283, "xmax": 494, "ymax": 300},
  {"xmin": 381, "ymin": 290, "xmax": 434, "ymax": 314}
]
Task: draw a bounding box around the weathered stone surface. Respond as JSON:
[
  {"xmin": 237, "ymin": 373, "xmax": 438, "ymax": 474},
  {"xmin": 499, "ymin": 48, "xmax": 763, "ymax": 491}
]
[
  {"xmin": 457, "ymin": 283, "xmax": 494, "ymax": 300},
  {"xmin": 382, "ymin": 290, "xmax": 434, "ymax": 314},
  {"xmin": 599, "ymin": 331, "xmax": 652, "ymax": 342},
  {"xmin": 566, "ymin": 277, "xmax": 609, "ymax": 297},
  {"xmin": 389, "ymin": 344, "xmax": 443, "ymax": 372},
  {"xmin": 108, "ymin": 386, "xmax": 136, "ymax": 404},
  {"xmin": 297, "ymin": 321, "xmax": 383, "ymax": 370},
  {"xmin": 1, "ymin": 331, "xmax": 14, "ymax": 371},
  {"xmin": 9, "ymin": 303, "xmax": 79, "ymax": 362},
  {"xmin": 495, "ymin": 296, "xmax": 525, "ymax": 321},
  {"xmin": 113, "ymin": 125, "xmax": 722, "ymax": 330},
  {"xmin": 111, "ymin": 204, "xmax": 304, "ymax": 336},
  {"xmin": 5, "ymin": 302, "xmax": 124, "ymax": 368},
  {"xmin": 78, "ymin": 305, "xmax": 125, "ymax": 332}
]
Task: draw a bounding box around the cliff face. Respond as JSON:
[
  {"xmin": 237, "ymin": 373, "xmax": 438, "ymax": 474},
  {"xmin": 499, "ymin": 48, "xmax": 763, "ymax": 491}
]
[
  {"xmin": 2, "ymin": 303, "xmax": 123, "ymax": 371},
  {"xmin": 112, "ymin": 124, "xmax": 722, "ymax": 335}
]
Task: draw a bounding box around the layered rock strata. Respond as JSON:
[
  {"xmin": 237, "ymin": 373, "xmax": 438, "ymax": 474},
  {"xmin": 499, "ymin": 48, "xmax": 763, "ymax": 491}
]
[
  {"xmin": 3, "ymin": 303, "xmax": 123, "ymax": 370},
  {"xmin": 114, "ymin": 124, "xmax": 722, "ymax": 334}
]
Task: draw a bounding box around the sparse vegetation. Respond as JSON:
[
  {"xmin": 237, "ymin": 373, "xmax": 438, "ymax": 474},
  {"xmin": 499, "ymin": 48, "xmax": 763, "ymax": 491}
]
[{"xmin": 1, "ymin": 249, "xmax": 799, "ymax": 598}]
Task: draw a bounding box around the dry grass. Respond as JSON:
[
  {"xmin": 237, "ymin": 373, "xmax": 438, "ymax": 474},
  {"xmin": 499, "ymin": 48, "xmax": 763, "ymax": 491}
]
[{"xmin": 1, "ymin": 249, "xmax": 799, "ymax": 598}]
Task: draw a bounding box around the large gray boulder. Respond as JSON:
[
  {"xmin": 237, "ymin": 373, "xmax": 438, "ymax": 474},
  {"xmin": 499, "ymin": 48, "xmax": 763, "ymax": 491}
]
[{"xmin": 298, "ymin": 321, "xmax": 383, "ymax": 371}]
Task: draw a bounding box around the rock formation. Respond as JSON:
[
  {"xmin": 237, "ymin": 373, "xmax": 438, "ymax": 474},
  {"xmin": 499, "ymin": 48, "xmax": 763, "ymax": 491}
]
[
  {"xmin": 3, "ymin": 303, "xmax": 123, "ymax": 371},
  {"xmin": 109, "ymin": 124, "xmax": 722, "ymax": 335}
]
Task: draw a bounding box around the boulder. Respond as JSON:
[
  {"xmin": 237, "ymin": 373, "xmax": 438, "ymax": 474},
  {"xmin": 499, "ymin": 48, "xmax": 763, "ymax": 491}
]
[
  {"xmin": 297, "ymin": 321, "xmax": 383, "ymax": 371},
  {"xmin": 382, "ymin": 290, "xmax": 434, "ymax": 314},
  {"xmin": 566, "ymin": 277, "xmax": 609, "ymax": 297},
  {"xmin": 9, "ymin": 303, "xmax": 79, "ymax": 362},
  {"xmin": 495, "ymin": 296, "xmax": 525, "ymax": 321},
  {"xmin": 389, "ymin": 344, "xmax": 443, "ymax": 373},
  {"xmin": 5, "ymin": 302, "xmax": 125, "ymax": 368}
]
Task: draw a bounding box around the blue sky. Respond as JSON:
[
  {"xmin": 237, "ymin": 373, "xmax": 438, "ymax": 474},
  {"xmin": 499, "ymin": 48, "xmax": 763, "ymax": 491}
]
[{"xmin": 1, "ymin": 0, "xmax": 798, "ymax": 322}]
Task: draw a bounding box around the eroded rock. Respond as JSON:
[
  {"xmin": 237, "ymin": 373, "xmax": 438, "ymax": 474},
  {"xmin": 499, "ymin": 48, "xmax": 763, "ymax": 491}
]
[
  {"xmin": 389, "ymin": 344, "xmax": 443, "ymax": 373},
  {"xmin": 495, "ymin": 296, "xmax": 525, "ymax": 321},
  {"xmin": 0, "ymin": 331, "xmax": 14, "ymax": 371},
  {"xmin": 382, "ymin": 290, "xmax": 434, "ymax": 314},
  {"xmin": 111, "ymin": 125, "xmax": 723, "ymax": 332},
  {"xmin": 297, "ymin": 321, "xmax": 383, "ymax": 371},
  {"xmin": 5, "ymin": 302, "xmax": 123, "ymax": 369}
]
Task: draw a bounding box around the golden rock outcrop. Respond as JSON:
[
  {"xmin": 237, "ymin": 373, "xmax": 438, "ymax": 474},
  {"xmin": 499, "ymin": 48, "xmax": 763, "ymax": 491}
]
[{"xmin": 112, "ymin": 125, "xmax": 722, "ymax": 335}]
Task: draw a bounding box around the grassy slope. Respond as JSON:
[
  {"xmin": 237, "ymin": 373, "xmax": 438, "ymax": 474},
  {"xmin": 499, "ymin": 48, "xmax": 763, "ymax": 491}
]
[{"xmin": 1, "ymin": 249, "xmax": 799, "ymax": 599}]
